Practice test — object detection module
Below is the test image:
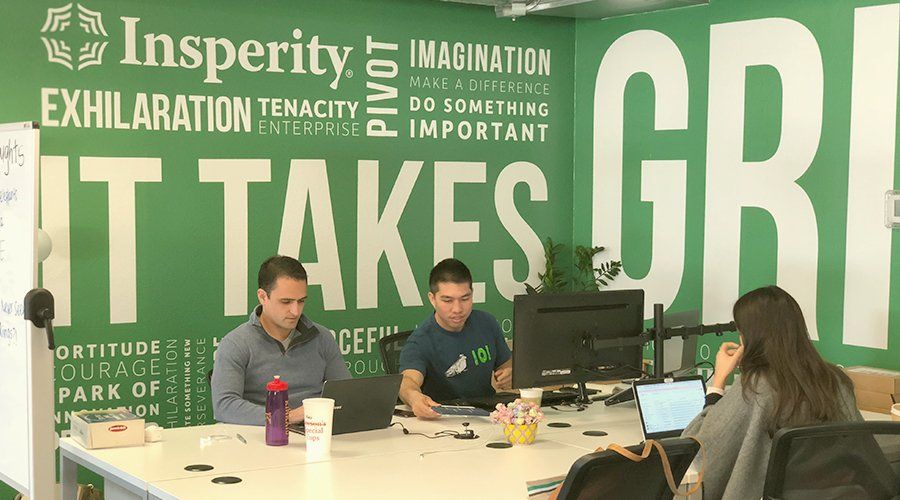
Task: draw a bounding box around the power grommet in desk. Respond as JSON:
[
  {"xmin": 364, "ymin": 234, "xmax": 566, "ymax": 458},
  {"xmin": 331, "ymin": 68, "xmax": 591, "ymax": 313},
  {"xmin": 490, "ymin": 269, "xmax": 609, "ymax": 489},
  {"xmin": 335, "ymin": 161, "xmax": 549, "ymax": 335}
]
[
  {"xmin": 486, "ymin": 442, "xmax": 513, "ymax": 449},
  {"xmin": 184, "ymin": 464, "xmax": 214, "ymax": 472},
  {"xmin": 582, "ymin": 430, "xmax": 608, "ymax": 437},
  {"xmin": 547, "ymin": 422, "xmax": 571, "ymax": 428},
  {"xmin": 211, "ymin": 476, "xmax": 242, "ymax": 484}
]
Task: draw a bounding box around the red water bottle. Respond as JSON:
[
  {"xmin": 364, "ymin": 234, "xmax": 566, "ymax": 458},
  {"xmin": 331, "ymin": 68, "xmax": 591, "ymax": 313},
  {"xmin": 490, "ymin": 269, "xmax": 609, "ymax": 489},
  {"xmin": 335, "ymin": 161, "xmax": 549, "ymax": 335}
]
[{"xmin": 265, "ymin": 375, "xmax": 289, "ymax": 446}]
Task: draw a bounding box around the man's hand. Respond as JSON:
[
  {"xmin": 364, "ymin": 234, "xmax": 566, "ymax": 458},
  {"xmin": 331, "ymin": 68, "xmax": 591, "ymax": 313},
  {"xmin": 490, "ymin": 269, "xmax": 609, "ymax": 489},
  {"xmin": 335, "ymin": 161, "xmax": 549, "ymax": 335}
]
[
  {"xmin": 399, "ymin": 369, "xmax": 440, "ymax": 419},
  {"xmin": 288, "ymin": 406, "xmax": 305, "ymax": 424},
  {"xmin": 712, "ymin": 342, "xmax": 744, "ymax": 390},
  {"xmin": 492, "ymin": 366, "xmax": 512, "ymax": 390},
  {"xmin": 410, "ymin": 393, "xmax": 441, "ymax": 419}
]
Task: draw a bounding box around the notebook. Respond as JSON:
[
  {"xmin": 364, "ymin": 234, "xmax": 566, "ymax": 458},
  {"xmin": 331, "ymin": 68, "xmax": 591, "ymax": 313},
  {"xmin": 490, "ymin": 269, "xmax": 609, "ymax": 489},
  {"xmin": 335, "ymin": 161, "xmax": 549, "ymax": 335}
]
[
  {"xmin": 633, "ymin": 376, "xmax": 706, "ymax": 440},
  {"xmin": 288, "ymin": 374, "xmax": 402, "ymax": 436}
]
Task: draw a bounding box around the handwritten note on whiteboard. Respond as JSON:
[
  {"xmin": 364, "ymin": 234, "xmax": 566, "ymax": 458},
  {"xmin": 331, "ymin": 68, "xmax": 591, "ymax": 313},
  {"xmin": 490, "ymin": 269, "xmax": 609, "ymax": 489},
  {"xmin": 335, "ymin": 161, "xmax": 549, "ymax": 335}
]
[{"xmin": 0, "ymin": 122, "xmax": 38, "ymax": 492}]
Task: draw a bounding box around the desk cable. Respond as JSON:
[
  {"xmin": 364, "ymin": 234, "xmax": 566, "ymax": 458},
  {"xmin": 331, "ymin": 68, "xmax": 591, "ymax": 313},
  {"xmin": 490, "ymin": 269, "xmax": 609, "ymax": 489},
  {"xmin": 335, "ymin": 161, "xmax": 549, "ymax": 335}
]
[
  {"xmin": 390, "ymin": 421, "xmax": 469, "ymax": 439},
  {"xmin": 693, "ymin": 361, "xmax": 715, "ymax": 382},
  {"xmin": 657, "ymin": 361, "xmax": 717, "ymax": 383},
  {"xmin": 550, "ymin": 403, "xmax": 588, "ymax": 412},
  {"xmin": 417, "ymin": 442, "xmax": 488, "ymax": 459}
]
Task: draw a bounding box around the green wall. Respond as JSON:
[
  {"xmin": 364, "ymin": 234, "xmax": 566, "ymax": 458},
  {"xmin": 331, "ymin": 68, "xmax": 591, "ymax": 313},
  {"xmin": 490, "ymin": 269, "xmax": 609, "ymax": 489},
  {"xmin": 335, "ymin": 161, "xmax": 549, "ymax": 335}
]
[
  {"xmin": 574, "ymin": 0, "xmax": 899, "ymax": 370},
  {"xmin": 0, "ymin": 0, "xmax": 573, "ymax": 495},
  {"xmin": 2, "ymin": 0, "xmax": 899, "ymax": 497}
]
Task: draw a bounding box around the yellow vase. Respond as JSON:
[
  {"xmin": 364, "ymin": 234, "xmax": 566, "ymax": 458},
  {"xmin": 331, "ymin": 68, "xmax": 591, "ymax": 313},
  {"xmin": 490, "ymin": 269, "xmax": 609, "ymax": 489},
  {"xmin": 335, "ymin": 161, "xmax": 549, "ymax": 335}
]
[{"xmin": 504, "ymin": 423, "xmax": 538, "ymax": 445}]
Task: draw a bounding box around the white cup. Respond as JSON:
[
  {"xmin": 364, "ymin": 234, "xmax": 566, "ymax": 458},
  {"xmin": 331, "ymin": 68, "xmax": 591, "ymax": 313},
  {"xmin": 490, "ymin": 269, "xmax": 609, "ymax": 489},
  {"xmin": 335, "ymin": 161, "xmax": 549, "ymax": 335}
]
[
  {"xmin": 303, "ymin": 398, "xmax": 335, "ymax": 460},
  {"xmin": 520, "ymin": 388, "xmax": 543, "ymax": 406},
  {"xmin": 144, "ymin": 423, "xmax": 162, "ymax": 443},
  {"xmin": 891, "ymin": 403, "xmax": 900, "ymax": 422}
]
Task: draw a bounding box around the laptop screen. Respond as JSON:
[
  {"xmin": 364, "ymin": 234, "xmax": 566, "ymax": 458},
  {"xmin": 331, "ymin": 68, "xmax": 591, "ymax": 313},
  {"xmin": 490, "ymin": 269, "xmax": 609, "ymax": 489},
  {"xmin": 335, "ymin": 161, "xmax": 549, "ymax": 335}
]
[{"xmin": 634, "ymin": 376, "xmax": 705, "ymax": 439}]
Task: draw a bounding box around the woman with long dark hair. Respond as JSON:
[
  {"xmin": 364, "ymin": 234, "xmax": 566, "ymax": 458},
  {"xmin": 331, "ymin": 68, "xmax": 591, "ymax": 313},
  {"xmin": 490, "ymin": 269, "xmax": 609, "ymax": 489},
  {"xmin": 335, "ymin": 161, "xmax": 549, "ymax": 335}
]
[{"xmin": 682, "ymin": 285, "xmax": 861, "ymax": 499}]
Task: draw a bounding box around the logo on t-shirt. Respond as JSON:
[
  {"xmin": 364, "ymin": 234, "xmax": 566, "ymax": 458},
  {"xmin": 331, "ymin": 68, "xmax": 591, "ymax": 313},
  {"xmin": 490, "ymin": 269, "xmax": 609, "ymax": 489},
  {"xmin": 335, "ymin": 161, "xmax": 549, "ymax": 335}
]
[
  {"xmin": 471, "ymin": 344, "xmax": 493, "ymax": 366},
  {"xmin": 444, "ymin": 354, "xmax": 468, "ymax": 378}
]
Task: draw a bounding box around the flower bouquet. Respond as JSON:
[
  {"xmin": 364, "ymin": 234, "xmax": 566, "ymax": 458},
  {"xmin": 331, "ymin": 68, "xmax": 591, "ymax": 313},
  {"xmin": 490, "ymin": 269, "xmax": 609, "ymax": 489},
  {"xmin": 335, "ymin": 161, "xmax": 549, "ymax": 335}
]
[{"xmin": 490, "ymin": 399, "xmax": 544, "ymax": 445}]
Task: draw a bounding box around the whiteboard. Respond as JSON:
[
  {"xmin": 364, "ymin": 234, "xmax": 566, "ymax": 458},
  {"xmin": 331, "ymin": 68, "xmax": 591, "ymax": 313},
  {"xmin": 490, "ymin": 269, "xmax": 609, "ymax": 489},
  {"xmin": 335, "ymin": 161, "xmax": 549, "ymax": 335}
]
[{"xmin": 0, "ymin": 122, "xmax": 53, "ymax": 499}]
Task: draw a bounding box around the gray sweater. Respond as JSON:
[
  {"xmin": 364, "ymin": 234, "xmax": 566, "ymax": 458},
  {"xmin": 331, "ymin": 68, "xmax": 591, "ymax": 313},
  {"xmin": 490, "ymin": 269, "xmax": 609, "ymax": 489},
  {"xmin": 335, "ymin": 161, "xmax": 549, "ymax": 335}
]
[
  {"xmin": 682, "ymin": 377, "xmax": 862, "ymax": 500},
  {"xmin": 211, "ymin": 306, "xmax": 351, "ymax": 425}
]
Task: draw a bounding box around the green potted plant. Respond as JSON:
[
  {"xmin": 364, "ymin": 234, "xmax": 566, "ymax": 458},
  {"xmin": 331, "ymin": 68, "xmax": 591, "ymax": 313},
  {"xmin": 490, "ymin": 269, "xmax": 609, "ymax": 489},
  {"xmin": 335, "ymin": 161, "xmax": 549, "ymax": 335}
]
[{"xmin": 525, "ymin": 237, "xmax": 622, "ymax": 294}]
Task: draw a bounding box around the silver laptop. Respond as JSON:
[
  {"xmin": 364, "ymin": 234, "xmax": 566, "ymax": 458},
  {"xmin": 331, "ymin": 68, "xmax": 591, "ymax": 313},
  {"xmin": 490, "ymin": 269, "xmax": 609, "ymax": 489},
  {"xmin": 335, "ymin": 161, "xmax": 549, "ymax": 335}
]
[
  {"xmin": 633, "ymin": 375, "xmax": 706, "ymax": 440},
  {"xmin": 288, "ymin": 374, "xmax": 402, "ymax": 435}
]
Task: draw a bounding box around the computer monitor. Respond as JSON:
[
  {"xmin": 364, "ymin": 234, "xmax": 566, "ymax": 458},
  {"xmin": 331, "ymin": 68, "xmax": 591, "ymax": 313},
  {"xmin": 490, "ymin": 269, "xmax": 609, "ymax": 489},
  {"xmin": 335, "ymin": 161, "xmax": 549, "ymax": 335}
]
[
  {"xmin": 511, "ymin": 289, "xmax": 645, "ymax": 398},
  {"xmin": 659, "ymin": 310, "xmax": 700, "ymax": 375}
]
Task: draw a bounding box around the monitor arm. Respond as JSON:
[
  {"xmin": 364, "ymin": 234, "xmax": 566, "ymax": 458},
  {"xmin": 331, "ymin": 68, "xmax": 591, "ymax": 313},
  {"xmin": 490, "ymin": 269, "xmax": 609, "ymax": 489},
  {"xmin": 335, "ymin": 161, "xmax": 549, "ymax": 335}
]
[
  {"xmin": 577, "ymin": 303, "xmax": 738, "ymax": 407},
  {"xmin": 597, "ymin": 304, "xmax": 738, "ymax": 408},
  {"xmin": 579, "ymin": 306, "xmax": 736, "ymax": 375},
  {"xmin": 650, "ymin": 303, "xmax": 737, "ymax": 378}
]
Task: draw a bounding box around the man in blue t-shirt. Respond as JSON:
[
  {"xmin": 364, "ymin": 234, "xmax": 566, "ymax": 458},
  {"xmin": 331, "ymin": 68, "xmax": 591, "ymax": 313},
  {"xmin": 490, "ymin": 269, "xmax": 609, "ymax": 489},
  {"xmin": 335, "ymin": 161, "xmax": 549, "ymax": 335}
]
[{"xmin": 398, "ymin": 258, "xmax": 512, "ymax": 418}]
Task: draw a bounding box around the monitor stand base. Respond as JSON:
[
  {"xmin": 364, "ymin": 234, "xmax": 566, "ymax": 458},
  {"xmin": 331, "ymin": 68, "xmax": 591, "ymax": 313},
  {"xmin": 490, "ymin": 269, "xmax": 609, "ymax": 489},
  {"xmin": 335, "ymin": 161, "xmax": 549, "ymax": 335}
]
[{"xmin": 577, "ymin": 382, "xmax": 593, "ymax": 405}]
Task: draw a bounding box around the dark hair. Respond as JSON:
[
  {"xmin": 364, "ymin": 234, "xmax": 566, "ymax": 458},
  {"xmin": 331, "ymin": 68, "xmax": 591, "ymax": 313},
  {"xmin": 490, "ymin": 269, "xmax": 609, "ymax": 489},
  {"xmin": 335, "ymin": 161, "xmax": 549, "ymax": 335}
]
[
  {"xmin": 734, "ymin": 285, "xmax": 854, "ymax": 435},
  {"xmin": 258, "ymin": 255, "xmax": 307, "ymax": 294},
  {"xmin": 429, "ymin": 258, "xmax": 473, "ymax": 293}
]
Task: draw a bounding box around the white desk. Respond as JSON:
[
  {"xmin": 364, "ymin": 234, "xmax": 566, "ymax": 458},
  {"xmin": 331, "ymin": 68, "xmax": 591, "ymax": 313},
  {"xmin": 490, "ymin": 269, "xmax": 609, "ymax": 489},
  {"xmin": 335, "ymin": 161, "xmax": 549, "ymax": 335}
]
[
  {"xmin": 59, "ymin": 401, "xmax": 646, "ymax": 500},
  {"xmin": 147, "ymin": 440, "xmax": 592, "ymax": 500},
  {"xmin": 60, "ymin": 399, "xmax": 891, "ymax": 500},
  {"xmin": 143, "ymin": 402, "xmax": 654, "ymax": 500},
  {"xmin": 59, "ymin": 417, "xmax": 500, "ymax": 500}
]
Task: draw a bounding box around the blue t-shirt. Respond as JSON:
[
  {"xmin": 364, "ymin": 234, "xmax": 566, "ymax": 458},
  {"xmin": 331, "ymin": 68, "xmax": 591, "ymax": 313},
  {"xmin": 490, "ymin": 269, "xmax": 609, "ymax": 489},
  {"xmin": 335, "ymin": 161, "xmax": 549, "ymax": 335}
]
[{"xmin": 398, "ymin": 310, "xmax": 512, "ymax": 402}]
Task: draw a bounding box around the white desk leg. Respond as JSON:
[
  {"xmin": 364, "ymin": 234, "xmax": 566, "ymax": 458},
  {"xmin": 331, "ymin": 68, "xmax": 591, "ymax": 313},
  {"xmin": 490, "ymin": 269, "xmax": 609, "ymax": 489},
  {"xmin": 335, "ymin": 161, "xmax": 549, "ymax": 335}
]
[
  {"xmin": 59, "ymin": 448, "xmax": 146, "ymax": 500},
  {"xmin": 59, "ymin": 451, "xmax": 78, "ymax": 500},
  {"xmin": 103, "ymin": 480, "xmax": 146, "ymax": 500}
]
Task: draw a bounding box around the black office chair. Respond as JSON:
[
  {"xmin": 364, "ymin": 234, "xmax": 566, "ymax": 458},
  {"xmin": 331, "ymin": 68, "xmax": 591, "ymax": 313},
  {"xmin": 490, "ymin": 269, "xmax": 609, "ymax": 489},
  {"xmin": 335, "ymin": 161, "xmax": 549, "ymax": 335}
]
[
  {"xmin": 555, "ymin": 438, "xmax": 700, "ymax": 499},
  {"xmin": 763, "ymin": 421, "xmax": 900, "ymax": 499},
  {"xmin": 378, "ymin": 330, "xmax": 413, "ymax": 375}
]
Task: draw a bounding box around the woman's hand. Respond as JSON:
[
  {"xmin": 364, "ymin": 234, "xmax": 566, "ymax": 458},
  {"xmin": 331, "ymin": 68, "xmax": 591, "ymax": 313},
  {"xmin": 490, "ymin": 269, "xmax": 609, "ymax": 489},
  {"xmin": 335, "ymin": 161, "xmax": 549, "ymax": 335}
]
[{"xmin": 712, "ymin": 341, "xmax": 743, "ymax": 390}]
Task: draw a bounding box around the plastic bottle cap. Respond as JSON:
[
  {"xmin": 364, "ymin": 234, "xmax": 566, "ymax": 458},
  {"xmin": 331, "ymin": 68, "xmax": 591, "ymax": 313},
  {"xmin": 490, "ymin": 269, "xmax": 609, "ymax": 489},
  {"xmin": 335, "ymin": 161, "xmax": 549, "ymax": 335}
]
[{"xmin": 267, "ymin": 376, "xmax": 288, "ymax": 391}]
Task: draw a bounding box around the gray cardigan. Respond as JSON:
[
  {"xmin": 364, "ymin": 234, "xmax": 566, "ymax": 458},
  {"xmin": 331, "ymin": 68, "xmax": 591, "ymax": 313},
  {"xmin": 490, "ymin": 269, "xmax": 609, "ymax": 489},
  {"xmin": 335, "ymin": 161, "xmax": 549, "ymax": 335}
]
[
  {"xmin": 211, "ymin": 306, "xmax": 351, "ymax": 425},
  {"xmin": 682, "ymin": 377, "xmax": 861, "ymax": 500}
]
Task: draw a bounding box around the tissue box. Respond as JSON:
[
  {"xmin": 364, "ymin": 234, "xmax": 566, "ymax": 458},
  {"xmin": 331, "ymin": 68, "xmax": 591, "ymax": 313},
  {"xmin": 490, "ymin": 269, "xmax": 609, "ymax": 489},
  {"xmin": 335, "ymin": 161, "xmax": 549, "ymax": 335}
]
[
  {"xmin": 845, "ymin": 366, "xmax": 900, "ymax": 414},
  {"xmin": 70, "ymin": 408, "xmax": 144, "ymax": 449}
]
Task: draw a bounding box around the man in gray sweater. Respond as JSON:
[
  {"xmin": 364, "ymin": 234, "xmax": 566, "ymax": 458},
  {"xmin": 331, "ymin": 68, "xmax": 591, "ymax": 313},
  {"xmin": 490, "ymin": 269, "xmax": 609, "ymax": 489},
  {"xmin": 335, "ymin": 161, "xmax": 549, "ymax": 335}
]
[{"xmin": 211, "ymin": 255, "xmax": 351, "ymax": 426}]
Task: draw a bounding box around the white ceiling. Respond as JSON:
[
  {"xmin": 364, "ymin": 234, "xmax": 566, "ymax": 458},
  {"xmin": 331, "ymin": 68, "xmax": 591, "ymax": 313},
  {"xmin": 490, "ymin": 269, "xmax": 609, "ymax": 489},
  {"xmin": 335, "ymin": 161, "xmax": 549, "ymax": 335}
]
[{"xmin": 438, "ymin": 0, "xmax": 707, "ymax": 19}]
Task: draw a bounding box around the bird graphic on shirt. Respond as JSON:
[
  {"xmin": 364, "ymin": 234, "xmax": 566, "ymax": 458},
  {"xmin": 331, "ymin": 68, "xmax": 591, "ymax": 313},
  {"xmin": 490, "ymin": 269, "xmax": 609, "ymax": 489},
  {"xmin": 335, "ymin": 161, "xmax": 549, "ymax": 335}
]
[{"xmin": 444, "ymin": 354, "xmax": 468, "ymax": 378}]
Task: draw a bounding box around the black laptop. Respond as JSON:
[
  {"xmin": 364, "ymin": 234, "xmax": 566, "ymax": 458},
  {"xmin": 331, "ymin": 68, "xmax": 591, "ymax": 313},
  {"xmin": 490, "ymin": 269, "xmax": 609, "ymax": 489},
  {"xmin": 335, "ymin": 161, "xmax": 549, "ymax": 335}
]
[
  {"xmin": 288, "ymin": 374, "xmax": 402, "ymax": 435},
  {"xmin": 633, "ymin": 375, "xmax": 706, "ymax": 440}
]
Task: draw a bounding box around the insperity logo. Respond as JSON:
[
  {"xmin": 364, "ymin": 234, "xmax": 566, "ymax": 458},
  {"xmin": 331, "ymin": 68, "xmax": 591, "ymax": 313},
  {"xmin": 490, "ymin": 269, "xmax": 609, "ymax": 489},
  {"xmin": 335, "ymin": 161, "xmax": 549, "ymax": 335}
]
[
  {"xmin": 40, "ymin": 3, "xmax": 109, "ymax": 70},
  {"xmin": 37, "ymin": 6, "xmax": 354, "ymax": 87}
]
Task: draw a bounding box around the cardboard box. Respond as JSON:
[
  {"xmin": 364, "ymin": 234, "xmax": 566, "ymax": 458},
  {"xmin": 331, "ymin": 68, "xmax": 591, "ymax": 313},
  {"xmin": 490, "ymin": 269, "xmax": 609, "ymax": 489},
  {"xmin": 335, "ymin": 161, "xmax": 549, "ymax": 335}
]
[
  {"xmin": 845, "ymin": 366, "xmax": 900, "ymax": 413},
  {"xmin": 854, "ymin": 389, "xmax": 898, "ymax": 413},
  {"xmin": 845, "ymin": 366, "xmax": 900, "ymax": 393},
  {"xmin": 70, "ymin": 408, "xmax": 144, "ymax": 449}
]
